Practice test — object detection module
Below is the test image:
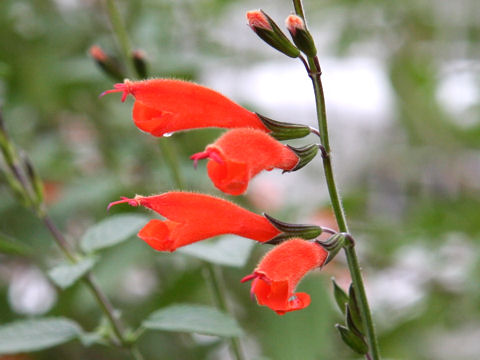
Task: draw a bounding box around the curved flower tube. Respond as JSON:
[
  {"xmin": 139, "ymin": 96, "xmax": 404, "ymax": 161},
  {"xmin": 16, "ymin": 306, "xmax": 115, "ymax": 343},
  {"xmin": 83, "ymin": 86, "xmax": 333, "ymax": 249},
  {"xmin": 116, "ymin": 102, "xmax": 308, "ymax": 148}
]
[
  {"xmin": 108, "ymin": 192, "xmax": 280, "ymax": 251},
  {"xmin": 101, "ymin": 79, "xmax": 269, "ymax": 136},
  {"xmin": 241, "ymin": 238, "xmax": 328, "ymax": 314},
  {"xmin": 190, "ymin": 128, "xmax": 299, "ymax": 195}
]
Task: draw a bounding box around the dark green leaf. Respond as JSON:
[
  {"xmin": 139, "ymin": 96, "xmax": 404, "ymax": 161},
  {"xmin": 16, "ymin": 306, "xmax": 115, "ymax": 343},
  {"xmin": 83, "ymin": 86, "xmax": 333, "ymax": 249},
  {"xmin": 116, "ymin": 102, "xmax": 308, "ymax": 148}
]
[
  {"xmin": 335, "ymin": 324, "xmax": 368, "ymax": 355},
  {"xmin": 80, "ymin": 214, "xmax": 149, "ymax": 252},
  {"xmin": 348, "ymin": 284, "xmax": 364, "ymax": 331},
  {"xmin": 143, "ymin": 304, "xmax": 243, "ymax": 337},
  {"xmin": 0, "ymin": 318, "xmax": 82, "ymax": 354},
  {"xmin": 332, "ymin": 278, "xmax": 349, "ymax": 314},
  {"xmin": 345, "ymin": 304, "xmax": 363, "ymax": 337}
]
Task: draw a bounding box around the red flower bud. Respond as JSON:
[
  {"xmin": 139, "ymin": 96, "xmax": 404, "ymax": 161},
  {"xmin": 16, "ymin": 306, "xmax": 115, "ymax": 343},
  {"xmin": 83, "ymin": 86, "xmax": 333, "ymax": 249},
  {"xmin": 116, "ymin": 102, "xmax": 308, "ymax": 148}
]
[
  {"xmin": 89, "ymin": 45, "xmax": 108, "ymax": 62},
  {"xmin": 190, "ymin": 128, "xmax": 299, "ymax": 195},
  {"xmin": 241, "ymin": 238, "xmax": 328, "ymax": 314},
  {"xmin": 285, "ymin": 15, "xmax": 306, "ymax": 36},
  {"xmin": 101, "ymin": 79, "xmax": 269, "ymax": 136},
  {"xmin": 247, "ymin": 10, "xmax": 273, "ymax": 31},
  {"xmin": 108, "ymin": 192, "xmax": 281, "ymax": 251}
]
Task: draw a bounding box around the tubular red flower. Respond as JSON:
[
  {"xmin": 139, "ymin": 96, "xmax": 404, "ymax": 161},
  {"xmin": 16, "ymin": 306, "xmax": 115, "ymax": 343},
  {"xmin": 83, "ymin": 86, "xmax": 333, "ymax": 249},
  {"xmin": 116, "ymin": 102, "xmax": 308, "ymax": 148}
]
[
  {"xmin": 190, "ymin": 128, "xmax": 299, "ymax": 195},
  {"xmin": 108, "ymin": 192, "xmax": 281, "ymax": 251},
  {"xmin": 241, "ymin": 238, "xmax": 328, "ymax": 315},
  {"xmin": 101, "ymin": 79, "xmax": 269, "ymax": 136}
]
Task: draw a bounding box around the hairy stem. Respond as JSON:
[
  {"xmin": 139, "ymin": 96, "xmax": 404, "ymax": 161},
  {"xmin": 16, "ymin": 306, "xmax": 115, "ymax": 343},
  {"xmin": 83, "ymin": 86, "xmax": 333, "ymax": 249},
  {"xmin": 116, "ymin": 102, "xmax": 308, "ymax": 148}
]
[
  {"xmin": 308, "ymin": 55, "xmax": 380, "ymax": 360},
  {"xmin": 292, "ymin": 2, "xmax": 380, "ymax": 359}
]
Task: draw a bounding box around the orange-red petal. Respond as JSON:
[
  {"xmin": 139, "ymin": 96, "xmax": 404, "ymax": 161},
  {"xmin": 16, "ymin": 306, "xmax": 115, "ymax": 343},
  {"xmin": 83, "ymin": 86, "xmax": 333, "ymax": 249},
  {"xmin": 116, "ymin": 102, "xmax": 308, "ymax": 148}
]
[
  {"xmin": 108, "ymin": 192, "xmax": 281, "ymax": 251},
  {"xmin": 242, "ymin": 238, "xmax": 327, "ymax": 314},
  {"xmin": 192, "ymin": 128, "xmax": 299, "ymax": 195},
  {"xmin": 102, "ymin": 79, "xmax": 269, "ymax": 136}
]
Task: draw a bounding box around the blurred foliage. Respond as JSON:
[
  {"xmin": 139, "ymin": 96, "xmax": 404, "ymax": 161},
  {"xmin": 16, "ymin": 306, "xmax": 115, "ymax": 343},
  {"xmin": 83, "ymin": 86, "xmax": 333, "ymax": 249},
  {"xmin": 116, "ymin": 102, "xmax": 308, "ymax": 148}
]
[{"xmin": 0, "ymin": 0, "xmax": 479, "ymax": 359}]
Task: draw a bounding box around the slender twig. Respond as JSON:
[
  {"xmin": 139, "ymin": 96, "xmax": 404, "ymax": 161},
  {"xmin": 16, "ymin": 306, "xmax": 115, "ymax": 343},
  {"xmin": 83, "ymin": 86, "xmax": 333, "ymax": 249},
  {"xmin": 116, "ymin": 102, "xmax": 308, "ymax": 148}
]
[
  {"xmin": 1, "ymin": 112, "xmax": 145, "ymax": 359},
  {"xmin": 292, "ymin": 2, "xmax": 381, "ymax": 359},
  {"xmin": 40, "ymin": 212, "xmax": 146, "ymax": 360}
]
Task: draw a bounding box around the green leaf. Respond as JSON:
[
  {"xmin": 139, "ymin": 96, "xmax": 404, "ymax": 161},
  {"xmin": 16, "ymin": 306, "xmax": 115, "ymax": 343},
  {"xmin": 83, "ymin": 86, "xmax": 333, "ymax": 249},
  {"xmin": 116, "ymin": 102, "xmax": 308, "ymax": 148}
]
[
  {"xmin": 332, "ymin": 278, "xmax": 349, "ymax": 314},
  {"xmin": 143, "ymin": 304, "xmax": 243, "ymax": 337},
  {"xmin": 0, "ymin": 317, "xmax": 82, "ymax": 354},
  {"xmin": 335, "ymin": 324, "xmax": 368, "ymax": 355},
  {"xmin": 48, "ymin": 257, "xmax": 96, "ymax": 289},
  {"xmin": 80, "ymin": 214, "xmax": 149, "ymax": 253},
  {"xmin": 0, "ymin": 232, "xmax": 32, "ymax": 256},
  {"xmin": 348, "ymin": 284, "xmax": 364, "ymax": 331},
  {"xmin": 178, "ymin": 236, "xmax": 255, "ymax": 268}
]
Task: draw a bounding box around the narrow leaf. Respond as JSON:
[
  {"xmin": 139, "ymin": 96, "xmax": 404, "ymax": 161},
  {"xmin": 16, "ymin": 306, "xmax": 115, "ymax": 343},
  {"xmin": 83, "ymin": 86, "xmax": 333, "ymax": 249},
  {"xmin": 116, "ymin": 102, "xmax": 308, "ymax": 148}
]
[
  {"xmin": 332, "ymin": 278, "xmax": 349, "ymax": 315},
  {"xmin": 345, "ymin": 304, "xmax": 363, "ymax": 337},
  {"xmin": 178, "ymin": 236, "xmax": 255, "ymax": 268},
  {"xmin": 348, "ymin": 284, "xmax": 364, "ymax": 331},
  {"xmin": 81, "ymin": 214, "xmax": 149, "ymax": 252},
  {"xmin": 335, "ymin": 324, "xmax": 368, "ymax": 355},
  {"xmin": 48, "ymin": 257, "xmax": 96, "ymax": 289},
  {"xmin": 0, "ymin": 317, "xmax": 82, "ymax": 354},
  {"xmin": 143, "ymin": 304, "xmax": 243, "ymax": 337}
]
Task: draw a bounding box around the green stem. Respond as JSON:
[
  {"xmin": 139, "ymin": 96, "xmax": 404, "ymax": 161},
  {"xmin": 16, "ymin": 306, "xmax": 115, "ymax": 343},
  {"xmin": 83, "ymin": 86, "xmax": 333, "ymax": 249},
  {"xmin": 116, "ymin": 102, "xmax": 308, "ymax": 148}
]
[
  {"xmin": 205, "ymin": 264, "xmax": 246, "ymax": 360},
  {"xmin": 294, "ymin": 1, "xmax": 380, "ymax": 355},
  {"xmin": 292, "ymin": 0, "xmax": 306, "ymax": 19},
  {"xmin": 105, "ymin": 0, "xmax": 136, "ymax": 77},
  {"xmin": 307, "ymin": 54, "xmax": 381, "ymax": 360},
  {"xmin": 158, "ymin": 139, "xmax": 185, "ymax": 189}
]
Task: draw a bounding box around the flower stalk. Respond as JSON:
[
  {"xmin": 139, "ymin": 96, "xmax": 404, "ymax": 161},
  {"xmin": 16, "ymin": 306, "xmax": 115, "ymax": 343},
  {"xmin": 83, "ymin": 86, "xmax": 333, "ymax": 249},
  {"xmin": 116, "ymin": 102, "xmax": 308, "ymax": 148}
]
[{"xmin": 292, "ymin": 2, "xmax": 381, "ymax": 359}]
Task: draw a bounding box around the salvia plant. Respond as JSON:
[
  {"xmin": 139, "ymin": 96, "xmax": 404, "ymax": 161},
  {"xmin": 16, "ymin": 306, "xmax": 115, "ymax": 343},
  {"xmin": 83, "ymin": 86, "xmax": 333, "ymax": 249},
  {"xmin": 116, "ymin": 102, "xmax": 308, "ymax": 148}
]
[{"xmin": 0, "ymin": 1, "xmax": 382, "ymax": 359}]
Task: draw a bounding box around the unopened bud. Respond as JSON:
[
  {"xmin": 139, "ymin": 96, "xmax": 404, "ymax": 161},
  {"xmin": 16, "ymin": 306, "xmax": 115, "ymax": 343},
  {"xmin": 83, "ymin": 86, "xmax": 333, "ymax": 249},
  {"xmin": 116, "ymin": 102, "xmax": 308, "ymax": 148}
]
[
  {"xmin": 285, "ymin": 15, "xmax": 317, "ymax": 57},
  {"xmin": 132, "ymin": 50, "xmax": 148, "ymax": 79},
  {"xmin": 247, "ymin": 10, "xmax": 300, "ymax": 58},
  {"xmin": 256, "ymin": 113, "xmax": 311, "ymax": 140},
  {"xmin": 287, "ymin": 144, "xmax": 319, "ymax": 172},
  {"xmin": 264, "ymin": 213, "xmax": 322, "ymax": 244},
  {"xmin": 89, "ymin": 45, "xmax": 126, "ymax": 81}
]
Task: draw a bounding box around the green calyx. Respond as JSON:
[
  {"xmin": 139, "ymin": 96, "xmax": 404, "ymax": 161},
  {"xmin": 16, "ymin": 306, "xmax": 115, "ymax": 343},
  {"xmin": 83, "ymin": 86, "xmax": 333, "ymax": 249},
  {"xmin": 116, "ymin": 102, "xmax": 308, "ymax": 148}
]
[{"xmin": 256, "ymin": 113, "xmax": 311, "ymax": 140}]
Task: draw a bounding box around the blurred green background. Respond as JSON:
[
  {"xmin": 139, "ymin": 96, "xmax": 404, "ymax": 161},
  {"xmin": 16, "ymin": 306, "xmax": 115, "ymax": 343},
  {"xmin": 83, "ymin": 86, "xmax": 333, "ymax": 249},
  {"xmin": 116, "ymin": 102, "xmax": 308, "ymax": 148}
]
[{"xmin": 1, "ymin": 0, "xmax": 480, "ymax": 359}]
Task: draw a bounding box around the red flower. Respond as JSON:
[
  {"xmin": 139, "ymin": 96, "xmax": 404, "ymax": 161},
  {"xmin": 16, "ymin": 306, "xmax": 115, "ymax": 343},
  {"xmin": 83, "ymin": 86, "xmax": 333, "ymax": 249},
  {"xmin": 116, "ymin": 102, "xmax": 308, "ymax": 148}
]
[
  {"xmin": 108, "ymin": 192, "xmax": 280, "ymax": 251},
  {"xmin": 101, "ymin": 79, "xmax": 269, "ymax": 136},
  {"xmin": 190, "ymin": 128, "xmax": 299, "ymax": 195},
  {"xmin": 241, "ymin": 238, "xmax": 328, "ymax": 315}
]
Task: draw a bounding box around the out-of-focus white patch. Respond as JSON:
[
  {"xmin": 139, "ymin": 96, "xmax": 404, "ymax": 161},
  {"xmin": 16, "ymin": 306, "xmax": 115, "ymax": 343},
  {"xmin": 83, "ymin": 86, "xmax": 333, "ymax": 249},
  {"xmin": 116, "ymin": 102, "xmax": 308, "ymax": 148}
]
[
  {"xmin": 8, "ymin": 266, "xmax": 57, "ymax": 315},
  {"xmin": 120, "ymin": 266, "xmax": 158, "ymax": 301},
  {"xmin": 367, "ymin": 233, "xmax": 475, "ymax": 329},
  {"xmin": 437, "ymin": 61, "xmax": 479, "ymax": 128},
  {"xmin": 202, "ymin": 57, "xmax": 393, "ymax": 126}
]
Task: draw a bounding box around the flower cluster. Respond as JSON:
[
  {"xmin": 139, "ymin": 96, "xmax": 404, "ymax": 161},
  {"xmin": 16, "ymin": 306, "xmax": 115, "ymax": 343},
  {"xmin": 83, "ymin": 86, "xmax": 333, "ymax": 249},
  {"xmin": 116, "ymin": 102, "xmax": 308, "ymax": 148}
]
[{"xmin": 103, "ymin": 78, "xmax": 328, "ymax": 314}]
